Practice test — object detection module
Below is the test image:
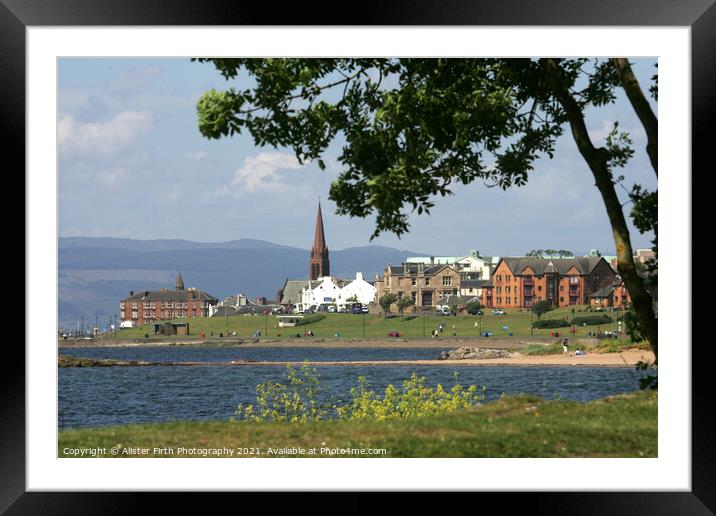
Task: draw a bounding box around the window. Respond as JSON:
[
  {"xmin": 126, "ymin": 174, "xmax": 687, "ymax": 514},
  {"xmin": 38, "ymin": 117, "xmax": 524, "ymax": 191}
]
[
  {"xmin": 537, "ymin": 286, "xmax": 542, "ymax": 292},
  {"xmin": 442, "ymin": 276, "xmax": 452, "ymax": 286},
  {"xmin": 560, "ymin": 285, "xmax": 564, "ymax": 291},
  {"xmin": 425, "ymin": 278, "xmax": 430, "ymax": 286},
  {"xmin": 411, "ymin": 278, "xmax": 417, "ymax": 286}
]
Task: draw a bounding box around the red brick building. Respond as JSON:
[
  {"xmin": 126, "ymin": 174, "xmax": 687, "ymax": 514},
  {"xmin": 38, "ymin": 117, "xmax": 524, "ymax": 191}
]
[
  {"xmin": 119, "ymin": 273, "xmax": 218, "ymax": 326},
  {"xmin": 482, "ymin": 257, "xmax": 616, "ymax": 309}
]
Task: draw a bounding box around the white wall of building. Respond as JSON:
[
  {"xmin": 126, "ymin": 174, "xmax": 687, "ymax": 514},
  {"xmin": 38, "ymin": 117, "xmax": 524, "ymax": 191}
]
[
  {"xmin": 301, "ymin": 273, "xmax": 377, "ymax": 308},
  {"xmin": 339, "ymin": 272, "xmax": 376, "ymax": 306}
]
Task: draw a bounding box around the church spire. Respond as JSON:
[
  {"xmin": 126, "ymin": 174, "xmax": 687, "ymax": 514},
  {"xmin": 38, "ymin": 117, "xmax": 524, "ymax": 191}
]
[
  {"xmin": 175, "ymin": 272, "xmax": 185, "ymax": 291},
  {"xmin": 309, "ymin": 201, "xmax": 330, "ymax": 280}
]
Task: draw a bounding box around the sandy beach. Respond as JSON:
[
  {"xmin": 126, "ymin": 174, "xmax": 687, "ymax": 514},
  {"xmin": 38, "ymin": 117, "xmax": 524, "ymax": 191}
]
[
  {"xmin": 59, "ymin": 348, "xmax": 655, "ymax": 368},
  {"xmin": 213, "ymin": 349, "xmax": 654, "ymax": 367}
]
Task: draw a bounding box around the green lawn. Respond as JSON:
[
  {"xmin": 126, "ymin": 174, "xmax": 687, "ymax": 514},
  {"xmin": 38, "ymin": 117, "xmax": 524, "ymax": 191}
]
[
  {"xmin": 58, "ymin": 390, "xmax": 657, "ymax": 458},
  {"xmin": 101, "ymin": 305, "xmax": 628, "ymax": 341}
]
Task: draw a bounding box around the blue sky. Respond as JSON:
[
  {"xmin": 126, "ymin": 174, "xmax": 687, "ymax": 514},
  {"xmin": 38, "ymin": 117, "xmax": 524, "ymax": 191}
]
[{"xmin": 58, "ymin": 58, "xmax": 657, "ymax": 257}]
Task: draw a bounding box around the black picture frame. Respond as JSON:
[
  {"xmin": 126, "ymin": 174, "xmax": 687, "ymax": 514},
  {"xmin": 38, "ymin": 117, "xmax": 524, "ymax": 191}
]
[{"xmin": 6, "ymin": 0, "xmax": 708, "ymax": 512}]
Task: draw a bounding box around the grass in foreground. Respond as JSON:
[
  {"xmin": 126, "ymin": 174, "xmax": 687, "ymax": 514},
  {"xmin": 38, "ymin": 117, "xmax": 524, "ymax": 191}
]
[{"xmin": 59, "ymin": 390, "xmax": 656, "ymax": 458}]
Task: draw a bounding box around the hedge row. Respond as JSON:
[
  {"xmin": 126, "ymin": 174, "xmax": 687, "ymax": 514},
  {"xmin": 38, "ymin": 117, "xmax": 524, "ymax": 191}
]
[
  {"xmin": 295, "ymin": 314, "xmax": 327, "ymax": 326},
  {"xmin": 571, "ymin": 315, "xmax": 612, "ymax": 326},
  {"xmin": 531, "ymin": 319, "xmax": 570, "ymax": 329}
]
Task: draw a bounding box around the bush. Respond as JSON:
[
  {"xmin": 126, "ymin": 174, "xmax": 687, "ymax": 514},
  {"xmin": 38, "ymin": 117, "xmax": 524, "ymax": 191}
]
[
  {"xmin": 235, "ymin": 366, "xmax": 486, "ymax": 423},
  {"xmin": 522, "ymin": 343, "xmax": 564, "ymax": 355},
  {"xmin": 571, "ymin": 314, "xmax": 612, "ymax": 326},
  {"xmin": 465, "ymin": 301, "xmax": 483, "ymax": 315},
  {"xmin": 336, "ymin": 373, "xmax": 486, "ymax": 421},
  {"xmin": 236, "ymin": 364, "xmax": 325, "ymax": 423},
  {"xmin": 295, "ymin": 314, "xmax": 326, "ymax": 326},
  {"xmin": 531, "ymin": 319, "xmax": 570, "ymax": 329}
]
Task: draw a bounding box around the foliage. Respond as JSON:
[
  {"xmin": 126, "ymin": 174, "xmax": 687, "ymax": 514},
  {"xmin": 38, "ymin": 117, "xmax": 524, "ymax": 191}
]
[
  {"xmin": 235, "ymin": 366, "xmax": 486, "ymax": 423},
  {"xmin": 295, "ymin": 314, "xmax": 326, "ymax": 326},
  {"xmin": 465, "ymin": 301, "xmax": 483, "ymax": 315},
  {"xmin": 395, "ymin": 296, "xmax": 415, "ymax": 315},
  {"xmin": 335, "ymin": 372, "xmax": 485, "ymax": 421},
  {"xmin": 596, "ymin": 340, "xmax": 650, "ymax": 353},
  {"xmin": 521, "ymin": 343, "xmax": 565, "ymax": 355},
  {"xmin": 379, "ymin": 293, "xmax": 398, "ymax": 316},
  {"xmin": 531, "ymin": 300, "xmax": 554, "ymax": 320},
  {"xmin": 236, "ymin": 363, "xmax": 326, "ymax": 423},
  {"xmin": 571, "ymin": 314, "xmax": 612, "ymax": 326},
  {"xmin": 531, "ymin": 318, "xmax": 569, "ymax": 329},
  {"xmin": 526, "ymin": 249, "xmax": 573, "ymax": 258},
  {"xmin": 629, "ymin": 184, "xmax": 658, "ymax": 286},
  {"xmin": 635, "ymin": 360, "xmax": 658, "ymax": 390},
  {"xmin": 623, "ymin": 306, "xmax": 647, "ymax": 343}
]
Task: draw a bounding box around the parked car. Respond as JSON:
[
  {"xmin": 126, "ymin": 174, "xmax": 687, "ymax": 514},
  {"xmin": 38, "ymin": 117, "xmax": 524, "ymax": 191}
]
[
  {"xmin": 435, "ymin": 307, "xmax": 450, "ymax": 316},
  {"xmin": 596, "ymin": 331, "xmax": 619, "ymax": 339},
  {"xmin": 327, "ymin": 305, "xmax": 336, "ymax": 313},
  {"xmin": 361, "ymin": 306, "xmax": 369, "ymax": 313},
  {"xmin": 337, "ymin": 306, "xmax": 347, "ymax": 313},
  {"xmin": 387, "ymin": 331, "xmax": 401, "ymax": 337},
  {"xmin": 491, "ymin": 308, "xmax": 506, "ymax": 315}
]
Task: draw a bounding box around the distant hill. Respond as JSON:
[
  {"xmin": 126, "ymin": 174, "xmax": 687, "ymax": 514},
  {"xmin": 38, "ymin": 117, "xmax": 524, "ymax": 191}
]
[{"xmin": 58, "ymin": 237, "xmax": 425, "ymax": 329}]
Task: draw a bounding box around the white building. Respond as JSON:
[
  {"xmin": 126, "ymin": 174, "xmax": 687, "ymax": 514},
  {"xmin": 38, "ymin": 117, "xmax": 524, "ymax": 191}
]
[
  {"xmin": 406, "ymin": 250, "xmax": 493, "ymax": 280},
  {"xmin": 337, "ymin": 272, "xmax": 376, "ymax": 306},
  {"xmin": 301, "ymin": 272, "xmax": 376, "ymax": 309}
]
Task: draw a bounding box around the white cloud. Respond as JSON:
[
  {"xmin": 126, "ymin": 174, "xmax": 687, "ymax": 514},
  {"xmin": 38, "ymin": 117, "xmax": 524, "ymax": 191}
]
[
  {"xmin": 58, "ymin": 111, "xmax": 153, "ymax": 158},
  {"xmin": 185, "ymin": 150, "xmax": 208, "ymax": 161},
  {"xmin": 229, "ymin": 152, "xmax": 304, "ymax": 193},
  {"xmin": 107, "ymin": 65, "xmax": 162, "ymax": 100}
]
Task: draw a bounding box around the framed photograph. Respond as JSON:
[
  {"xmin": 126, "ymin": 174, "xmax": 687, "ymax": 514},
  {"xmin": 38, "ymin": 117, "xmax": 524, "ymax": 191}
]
[{"xmin": 9, "ymin": 0, "xmax": 710, "ymax": 511}]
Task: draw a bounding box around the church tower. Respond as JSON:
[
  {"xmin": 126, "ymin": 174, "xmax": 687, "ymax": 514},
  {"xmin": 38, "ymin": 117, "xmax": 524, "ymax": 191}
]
[
  {"xmin": 175, "ymin": 272, "xmax": 185, "ymax": 291},
  {"xmin": 309, "ymin": 201, "xmax": 330, "ymax": 280}
]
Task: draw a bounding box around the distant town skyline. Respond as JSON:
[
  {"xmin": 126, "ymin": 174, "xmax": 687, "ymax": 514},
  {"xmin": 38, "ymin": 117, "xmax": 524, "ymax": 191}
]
[{"xmin": 58, "ymin": 58, "xmax": 658, "ymax": 257}]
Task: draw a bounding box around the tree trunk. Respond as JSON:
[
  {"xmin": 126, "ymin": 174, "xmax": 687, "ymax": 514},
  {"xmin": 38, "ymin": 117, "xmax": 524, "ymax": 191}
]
[
  {"xmin": 542, "ymin": 59, "xmax": 658, "ymax": 363},
  {"xmin": 611, "ymin": 58, "xmax": 658, "ymax": 177}
]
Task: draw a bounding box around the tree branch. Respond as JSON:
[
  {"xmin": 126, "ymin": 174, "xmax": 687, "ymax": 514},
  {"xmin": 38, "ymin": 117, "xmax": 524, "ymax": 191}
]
[{"xmin": 611, "ymin": 58, "xmax": 658, "ymax": 176}]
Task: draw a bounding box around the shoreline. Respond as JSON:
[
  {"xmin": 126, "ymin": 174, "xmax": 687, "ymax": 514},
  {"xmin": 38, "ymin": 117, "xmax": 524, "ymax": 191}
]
[
  {"xmin": 58, "ymin": 336, "xmax": 583, "ymax": 350},
  {"xmin": 59, "ymin": 349, "xmax": 654, "ymax": 368}
]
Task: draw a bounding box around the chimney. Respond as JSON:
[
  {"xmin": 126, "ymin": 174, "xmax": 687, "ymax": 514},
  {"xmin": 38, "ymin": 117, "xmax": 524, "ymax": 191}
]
[{"xmin": 129, "ymin": 291, "xmax": 134, "ymax": 296}]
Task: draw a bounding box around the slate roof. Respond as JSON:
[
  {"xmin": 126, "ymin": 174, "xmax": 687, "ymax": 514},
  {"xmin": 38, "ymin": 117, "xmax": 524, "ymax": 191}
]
[
  {"xmin": 499, "ymin": 257, "xmax": 605, "ymax": 276},
  {"xmin": 435, "ymin": 294, "xmax": 482, "ymax": 306},
  {"xmin": 591, "ymin": 285, "xmax": 615, "ymax": 298},
  {"xmin": 279, "ymin": 279, "xmax": 310, "ymax": 305},
  {"xmin": 124, "ymin": 288, "xmax": 217, "ymax": 302},
  {"xmin": 386, "ymin": 263, "xmax": 453, "ymax": 276}
]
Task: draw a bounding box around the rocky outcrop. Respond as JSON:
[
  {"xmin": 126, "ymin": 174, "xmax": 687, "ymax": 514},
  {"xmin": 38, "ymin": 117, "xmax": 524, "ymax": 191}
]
[{"xmin": 438, "ymin": 347, "xmax": 515, "ymax": 360}]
